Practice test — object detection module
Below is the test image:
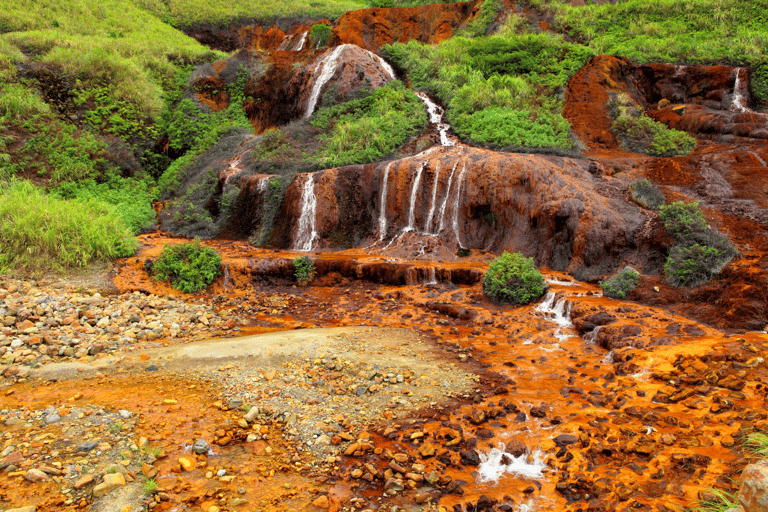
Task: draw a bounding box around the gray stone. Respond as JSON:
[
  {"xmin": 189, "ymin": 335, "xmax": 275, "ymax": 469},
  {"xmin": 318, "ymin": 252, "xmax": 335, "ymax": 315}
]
[
  {"xmin": 192, "ymin": 439, "xmax": 209, "ymax": 455},
  {"xmin": 77, "ymin": 441, "xmax": 99, "ymax": 452},
  {"xmin": 118, "ymin": 410, "xmax": 132, "ymax": 419},
  {"xmin": 44, "ymin": 413, "xmax": 61, "ymax": 424}
]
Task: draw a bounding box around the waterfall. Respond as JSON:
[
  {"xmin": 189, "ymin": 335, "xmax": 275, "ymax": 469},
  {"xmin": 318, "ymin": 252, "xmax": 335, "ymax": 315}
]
[
  {"xmin": 731, "ymin": 68, "xmax": 752, "ymax": 113},
  {"xmin": 293, "ymin": 32, "xmax": 307, "ymax": 51},
  {"xmin": 368, "ymin": 52, "xmax": 395, "ymax": 80},
  {"xmin": 378, "ymin": 163, "xmax": 392, "ymax": 241},
  {"xmin": 424, "ymin": 162, "xmax": 441, "ymax": 234},
  {"xmin": 436, "ymin": 161, "xmax": 459, "ymax": 235},
  {"xmin": 258, "ymin": 176, "xmax": 270, "ymax": 193},
  {"xmin": 535, "ymin": 292, "xmax": 574, "ymax": 342},
  {"xmin": 293, "ymin": 173, "xmax": 318, "ymax": 251},
  {"xmin": 452, "ymin": 163, "xmax": 468, "ymax": 248},
  {"xmin": 404, "ymin": 162, "xmax": 426, "ymax": 232},
  {"xmin": 425, "ymin": 267, "xmax": 437, "ymax": 285},
  {"xmin": 304, "ymin": 45, "xmax": 346, "ymax": 119},
  {"xmin": 416, "ymin": 92, "xmax": 456, "ymax": 147}
]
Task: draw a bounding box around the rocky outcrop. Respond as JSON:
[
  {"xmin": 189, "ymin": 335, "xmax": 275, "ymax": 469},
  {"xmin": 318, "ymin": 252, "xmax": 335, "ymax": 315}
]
[
  {"xmin": 725, "ymin": 463, "xmax": 768, "ymax": 512},
  {"xmin": 330, "ymin": 0, "xmax": 481, "ymax": 52},
  {"xmin": 564, "ymin": 55, "xmax": 768, "ymax": 149}
]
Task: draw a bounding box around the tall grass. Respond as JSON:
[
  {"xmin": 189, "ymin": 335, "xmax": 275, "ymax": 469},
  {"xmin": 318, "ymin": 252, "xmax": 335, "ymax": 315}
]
[{"xmin": 0, "ymin": 180, "xmax": 137, "ymax": 271}]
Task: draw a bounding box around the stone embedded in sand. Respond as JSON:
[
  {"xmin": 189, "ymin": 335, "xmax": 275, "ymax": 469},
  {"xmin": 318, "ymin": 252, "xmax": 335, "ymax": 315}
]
[
  {"xmin": 311, "ymin": 495, "xmax": 330, "ymax": 509},
  {"xmin": 93, "ymin": 472, "xmax": 126, "ymax": 497},
  {"xmin": 24, "ymin": 469, "xmax": 48, "ymax": 482},
  {"xmin": 74, "ymin": 474, "xmax": 95, "ymax": 490}
]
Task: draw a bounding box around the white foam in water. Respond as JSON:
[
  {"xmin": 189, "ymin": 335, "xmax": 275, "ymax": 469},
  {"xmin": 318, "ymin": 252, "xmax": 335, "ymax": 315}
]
[
  {"xmin": 425, "ymin": 267, "xmax": 437, "ymax": 285},
  {"xmin": 546, "ymin": 278, "xmax": 576, "ymax": 286},
  {"xmin": 416, "ymin": 92, "xmax": 456, "ymax": 146},
  {"xmin": 304, "ymin": 45, "xmax": 346, "ymax": 119},
  {"xmin": 378, "ymin": 163, "xmax": 392, "ymax": 241},
  {"xmin": 535, "ymin": 292, "xmax": 574, "ymax": 341},
  {"xmin": 424, "ymin": 162, "xmax": 440, "ymax": 234},
  {"xmin": 731, "ymin": 68, "xmax": 753, "ymax": 113},
  {"xmin": 477, "ymin": 444, "xmax": 547, "ymax": 483},
  {"xmin": 293, "ymin": 32, "xmax": 307, "ymax": 51},
  {"xmin": 436, "ymin": 161, "xmax": 459, "ymax": 235},
  {"xmin": 452, "ymin": 163, "xmax": 468, "ymax": 248},
  {"xmin": 404, "ymin": 162, "xmax": 426, "ymax": 232}
]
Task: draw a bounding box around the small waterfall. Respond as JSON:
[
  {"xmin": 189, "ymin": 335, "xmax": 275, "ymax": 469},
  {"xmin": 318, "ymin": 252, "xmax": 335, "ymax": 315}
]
[
  {"xmin": 731, "ymin": 68, "xmax": 752, "ymax": 113},
  {"xmin": 304, "ymin": 45, "xmax": 346, "ymax": 119},
  {"xmin": 424, "ymin": 162, "xmax": 441, "ymax": 234},
  {"xmin": 293, "ymin": 173, "xmax": 318, "ymax": 251},
  {"xmin": 368, "ymin": 52, "xmax": 395, "ymax": 80},
  {"xmin": 293, "ymin": 32, "xmax": 307, "ymax": 51},
  {"xmin": 416, "ymin": 92, "xmax": 456, "ymax": 147},
  {"xmin": 258, "ymin": 176, "xmax": 270, "ymax": 193},
  {"xmin": 425, "ymin": 267, "xmax": 437, "ymax": 285},
  {"xmin": 750, "ymin": 152, "xmax": 767, "ymax": 167},
  {"xmin": 436, "ymin": 161, "xmax": 459, "ymax": 235},
  {"xmin": 535, "ymin": 292, "xmax": 574, "ymax": 342},
  {"xmin": 452, "ymin": 163, "xmax": 468, "ymax": 248},
  {"xmin": 378, "ymin": 163, "xmax": 392, "ymax": 241},
  {"xmin": 477, "ymin": 443, "xmax": 547, "ymax": 483},
  {"xmin": 404, "ymin": 162, "xmax": 427, "ymax": 232}
]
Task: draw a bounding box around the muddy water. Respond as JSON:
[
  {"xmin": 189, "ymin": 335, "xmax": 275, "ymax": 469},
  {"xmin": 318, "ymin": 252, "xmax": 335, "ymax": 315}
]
[{"xmin": 6, "ymin": 234, "xmax": 768, "ymax": 512}]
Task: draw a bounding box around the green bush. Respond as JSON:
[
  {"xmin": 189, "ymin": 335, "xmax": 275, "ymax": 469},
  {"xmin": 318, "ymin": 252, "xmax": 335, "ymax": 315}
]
[
  {"xmin": 629, "ymin": 178, "xmax": 665, "ymax": 210},
  {"xmin": 482, "ymin": 252, "xmax": 546, "ymax": 304},
  {"xmin": 0, "ymin": 180, "xmax": 137, "ymax": 271},
  {"xmin": 600, "ymin": 266, "xmax": 640, "ymax": 299},
  {"xmin": 658, "ymin": 201, "xmax": 737, "ymax": 287},
  {"xmin": 309, "ymin": 24, "xmax": 332, "ymax": 49},
  {"xmin": 152, "ymin": 240, "xmax": 222, "ymax": 292},
  {"xmin": 293, "ymin": 256, "xmax": 315, "ymax": 283},
  {"xmin": 752, "ymin": 61, "xmax": 768, "ymax": 105},
  {"xmin": 659, "ymin": 201, "xmax": 708, "ymax": 240},
  {"xmin": 612, "ymin": 111, "xmax": 696, "ymax": 157}
]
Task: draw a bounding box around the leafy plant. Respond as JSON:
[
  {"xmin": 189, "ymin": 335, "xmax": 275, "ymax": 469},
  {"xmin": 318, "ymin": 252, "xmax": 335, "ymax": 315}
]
[
  {"xmin": 600, "ymin": 267, "xmax": 640, "ymax": 299},
  {"xmin": 152, "ymin": 240, "xmax": 222, "ymax": 292},
  {"xmin": 108, "ymin": 421, "xmax": 124, "ymax": 434},
  {"xmin": 659, "ymin": 201, "xmax": 708, "ymax": 240},
  {"xmin": 293, "ymin": 256, "xmax": 315, "ymax": 283},
  {"xmin": 482, "ymin": 252, "xmax": 546, "ymax": 305},
  {"xmin": 629, "ymin": 179, "xmax": 665, "ymax": 210},
  {"xmin": 309, "ymin": 24, "xmax": 332, "ymax": 49}
]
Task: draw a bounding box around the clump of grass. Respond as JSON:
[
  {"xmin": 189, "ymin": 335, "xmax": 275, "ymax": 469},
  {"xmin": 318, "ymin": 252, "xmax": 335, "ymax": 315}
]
[
  {"xmin": 152, "ymin": 240, "xmax": 222, "ymax": 293},
  {"xmin": 293, "ymin": 256, "xmax": 315, "ymax": 283},
  {"xmin": 0, "ymin": 180, "xmax": 137, "ymax": 272},
  {"xmin": 143, "ymin": 478, "xmax": 158, "ymax": 496},
  {"xmin": 696, "ymin": 488, "xmax": 739, "ymax": 512},
  {"xmin": 629, "ymin": 178, "xmax": 665, "ymax": 210},
  {"xmin": 745, "ymin": 431, "xmax": 768, "ymax": 458}
]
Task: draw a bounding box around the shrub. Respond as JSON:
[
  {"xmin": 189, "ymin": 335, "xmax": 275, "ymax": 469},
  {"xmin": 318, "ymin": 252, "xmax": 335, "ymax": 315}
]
[
  {"xmin": 659, "ymin": 201, "xmax": 708, "ymax": 240},
  {"xmin": 600, "ymin": 267, "xmax": 640, "ymax": 299},
  {"xmin": 152, "ymin": 240, "xmax": 222, "ymax": 292},
  {"xmin": 612, "ymin": 109, "xmax": 696, "ymax": 157},
  {"xmin": 0, "ymin": 180, "xmax": 137, "ymax": 271},
  {"xmin": 483, "ymin": 252, "xmax": 546, "ymax": 304},
  {"xmin": 752, "ymin": 61, "xmax": 768, "ymax": 106},
  {"xmin": 293, "ymin": 256, "xmax": 315, "ymax": 283},
  {"xmin": 629, "ymin": 179, "xmax": 665, "ymax": 209},
  {"xmin": 664, "ymin": 242, "xmax": 735, "ymax": 288},
  {"xmin": 309, "ymin": 24, "xmax": 332, "ymax": 49}
]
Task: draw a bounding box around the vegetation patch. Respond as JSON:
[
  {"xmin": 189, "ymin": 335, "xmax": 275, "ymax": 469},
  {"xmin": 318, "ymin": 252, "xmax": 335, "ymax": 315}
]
[
  {"xmin": 629, "ymin": 178, "xmax": 665, "ymax": 210},
  {"xmin": 152, "ymin": 240, "xmax": 222, "ymax": 293},
  {"xmin": 659, "ymin": 201, "xmax": 737, "ymax": 287},
  {"xmin": 482, "ymin": 252, "xmax": 546, "ymax": 305},
  {"xmin": 293, "ymin": 256, "xmax": 315, "ymax": 283},
  {"xmin": 609, "ymin": 93, "xmax": 695, "ymax": 157},
  {"xmin": 309, "ymin": 24, "xmax": 332, "ymax": 49},
  {"xmin": 383, "ymin": 28, "xmax": 594, "ymax": 151},
  {"xmin": 0, "ymin": 180, "xmax": 137, "ymax": 272},
  {"xmin": 600, "ymin": 267, "xmax": 640, "ymax": 299}
]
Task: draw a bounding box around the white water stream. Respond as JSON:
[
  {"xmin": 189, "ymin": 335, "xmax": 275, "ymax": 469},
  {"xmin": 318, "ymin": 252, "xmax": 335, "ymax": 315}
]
[
  {"xmin": 293, "ymin": 173, "xmax": 318, "ymax": 251},
  {"xmin": 535, "ymin": 292, "xmax": 574, "ymax": 342},
  {"xmin": 452, "ymin": 163, "xmax": 468, "ymax": 248},
  {"xmin": 416, "ymin": 92, "xmax": 456, "ymax": 147},
  {"xmin": 378, "ymin": 163, "xmax": 393, "ymax": 241},
  {"xmin": 477, "ymin": 443, "xmax": 547, "ymax": 483},
  {"xmin": 294, "ymin": 32, "xmax": 307, "ymax": 51},
  {"xmin": 404, "ymin": 162, "xmax": 426, "ymax": 232},
  {"xmin": 424, "ymin": 162, "xmax": 441, "ymax": 234},
  {"xmin": 731, "ymin": 68, "xmax": 753, "ymax": 113},
  {"xmin": 304, "ymin": 45, "xmax": 347, "ymax": 119},
  {"xmin": 258, "ymin": 176, "xmax": 269, "ymax": 193},
  {"xmin": 436, "ymin": 161, "xmax": 459, "ymax": 236}
]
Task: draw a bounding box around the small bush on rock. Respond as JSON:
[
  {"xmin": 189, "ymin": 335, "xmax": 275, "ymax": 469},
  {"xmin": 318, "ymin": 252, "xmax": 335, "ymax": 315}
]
[
  {"xmin": 152, "ymin": 240, "xmax": 222, "ymax": 293},
  {"xmin": 600, "ymin": 267, "xmax": 640, "ymax": 299},
  {"xmin": 659, "ymin": 201, "xmax": 708, "ymax": 240},
  {"xmin": 310, "ymin": 24, "xmax": 331, "ymax": 49},
  {"xmin": 629, "ymin": 179, "xmax": 665, "ymax": 210},
  {"xmin": 293, "ymin": 256, "xmax": 315, "ymax": 284},
  {"xmin": 483, "ymin": 252, "xmax": 546, "ymax": 304}
]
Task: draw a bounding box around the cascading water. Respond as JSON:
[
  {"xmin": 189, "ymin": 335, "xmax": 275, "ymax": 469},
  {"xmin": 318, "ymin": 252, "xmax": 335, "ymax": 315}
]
[
  {"xmin": 477, "ymin": 443, "xmax": 547, "ymax": 483},
  {"xmin": 304, "ymin": 45, "xmax": 347, "ymax": 119},
  {"xmin": 731, "ymin": 68, "xmax": 752, "ymax": 113},
  {"xmin": 378, "ymin": 163, "xmax": 392, "ymax": 241},
  {"xmin": 425, "ymin": 267, "xmax": 437, "ymax": 285},
  {"xmin": 452, "ymin": 163, "xmax": 468, "ymax": 248},
  {"xmin": 416, "ymin": 92, "xmax": 456, "ymax": 147},
  {"xmin": 424, "ymin": 163, "xmax": 441, "ymax": 234},
  {"xmin": 293, "ymin": 173, "xmax": 318, "ymax": 251},
  {"xmin": 436, "ymin": 162, "xmax": 459, "ymax": 235},
  {"xmin": 258, "ymin": 176, "xmax": 270, "ymax": 193},
  {"xmin": 535, "ymin": 292, "xmax": 574, "ymax": 342},
  {"xmin": 368, "ymin": 52, "xmax": 395, "ymax": 80},
  {"xmin": 293, "ymin": 32, "xmax": 307, "ymax": 51},
  {"xmin": 404, "ymin": 162, "xmax": 426, "ymax": 232},
  {"xmin": 750, "ymin": 152, "xmax": 767, "ymax": 167}
]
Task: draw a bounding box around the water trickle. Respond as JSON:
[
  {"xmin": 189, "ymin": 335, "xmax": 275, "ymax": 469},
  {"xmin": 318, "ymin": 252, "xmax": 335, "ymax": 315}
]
[
  {"xmin": 369, "ymin": 52, "xmax": 395, "ymax": 80},
  {"xmin": 452, "ymin": 163, "xmax": 468, "ymax": 248},
  {"xmin": 293, "ymin": 173, "xmax": 318, "ymax": 251},
  {"xmin": 293, "ymin": 32, "xmax": 307, "ymax": 51},
  {"xmin": 424, "ymin": 162, "xmax": 441, "ymax": 234},
  {"xmin": 258, "ymin": 176, "xmax": 270, "ymax": 193},
  {"xmin": 477, "ymin": 443, "xmax": 547, "ymax": 483},
  {"xmin": 304, "ymin": 45, "xmax": 347, "ymax": 119},
  {"xmin": 731, "ymin": 68, "xmax": 752, "ymax": 113},
  {"xmin": 404, "ymin": 162, "xmax": 427, "ymax": 232},
  {"xmin": 535, "ymin": 292, "xmax": 574, "ymax": 342},
  {"xmin": 425, "ymin": 267, "xmax": 437, "ymax": 285},
  {"xmin": 378, "ymin": 163, "xmax": 393, "ymax": 241},
  {"xmin": 436, "ymin": 162, "xmax": 459, "ymax": 235},
  {"xmin": 416, "ymin": 92, "xmax": 456, "ymax": 146},
  {"xmin": 750, "ymin": 152, "xmax": 767, "ymax": 167}
]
